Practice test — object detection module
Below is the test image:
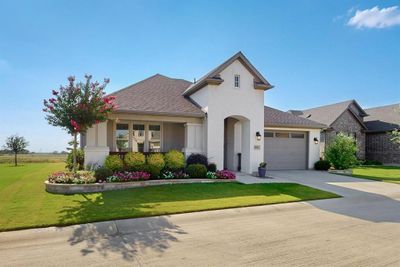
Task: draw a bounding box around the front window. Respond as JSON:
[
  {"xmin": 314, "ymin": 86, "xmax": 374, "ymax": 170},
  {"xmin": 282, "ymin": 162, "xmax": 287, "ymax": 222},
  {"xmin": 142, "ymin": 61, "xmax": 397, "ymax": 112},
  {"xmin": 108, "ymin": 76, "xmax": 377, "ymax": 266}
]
[
  {"xmin": 148, "ymin": 125, "xmax": 161, "ymax": 152},
  {"xmin": 116, "ymin": 123, "xmax": 129, "ymax": 152},
  {"xmin": 132, "ymin": 124, "xmax": 145, "ymax": 152},
  {"xmin": 234, "ymin": 75, "xmax": 240, "ymax": 88}
]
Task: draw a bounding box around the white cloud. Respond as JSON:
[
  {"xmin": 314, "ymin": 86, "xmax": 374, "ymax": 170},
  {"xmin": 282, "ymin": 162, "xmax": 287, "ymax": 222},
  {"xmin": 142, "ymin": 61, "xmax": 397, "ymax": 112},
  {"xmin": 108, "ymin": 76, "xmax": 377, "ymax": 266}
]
[{"xmin": 348, "ymin": 6, "xmax": 400, "ymax": 29}]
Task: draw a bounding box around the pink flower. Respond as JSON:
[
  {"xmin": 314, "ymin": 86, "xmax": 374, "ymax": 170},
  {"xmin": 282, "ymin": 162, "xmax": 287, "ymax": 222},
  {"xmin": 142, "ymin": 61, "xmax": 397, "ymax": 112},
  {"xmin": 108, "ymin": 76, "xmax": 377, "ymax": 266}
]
[
  {"xmin": 49, "ymin": 98, "xmax": 56, "ymax": 104},
  {"xmin": 52, "ymin": 90, "xmax": 58, "ymax": 96},
  {"xmin": 70, "ymin": 119, "xmax": 80, "ymax": 132}
]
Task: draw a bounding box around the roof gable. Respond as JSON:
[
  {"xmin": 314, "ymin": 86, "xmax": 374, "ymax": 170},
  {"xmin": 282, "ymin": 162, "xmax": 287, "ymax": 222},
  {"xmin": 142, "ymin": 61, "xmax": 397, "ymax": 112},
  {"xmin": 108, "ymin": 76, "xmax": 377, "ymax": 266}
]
[
  {"xmin": 183, "ymin": 51, "xmax": 273, "ymax": 96},
  {"xmin": 292, "ymin": 100, "xmax": 367, "ymax": 127},
  {"xmin": 364, "ymin": 103, "xmax": 400, "ymax": 132}
]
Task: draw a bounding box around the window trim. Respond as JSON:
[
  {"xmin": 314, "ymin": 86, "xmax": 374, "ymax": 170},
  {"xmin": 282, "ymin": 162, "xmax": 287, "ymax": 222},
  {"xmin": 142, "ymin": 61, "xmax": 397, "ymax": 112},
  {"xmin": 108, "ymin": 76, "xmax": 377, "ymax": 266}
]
[
  {"xmin": 234, "ymin": 74, "xmax": 240, "ymax": 88},
  {"xmin": 114, "ymin": 121, "xmax": 163, "ymax": 152}
]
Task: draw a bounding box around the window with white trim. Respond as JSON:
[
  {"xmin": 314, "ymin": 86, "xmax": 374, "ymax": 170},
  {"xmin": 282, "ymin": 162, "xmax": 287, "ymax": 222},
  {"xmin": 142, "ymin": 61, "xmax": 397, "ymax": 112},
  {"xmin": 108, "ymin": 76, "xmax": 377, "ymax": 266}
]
[
  {"xmin": 234, "ymin": 75, "xmax": 240, "ymax": 88},
  {"xmin": 116, "ymin": 123, "xmax": 129, "ymax": 152}
]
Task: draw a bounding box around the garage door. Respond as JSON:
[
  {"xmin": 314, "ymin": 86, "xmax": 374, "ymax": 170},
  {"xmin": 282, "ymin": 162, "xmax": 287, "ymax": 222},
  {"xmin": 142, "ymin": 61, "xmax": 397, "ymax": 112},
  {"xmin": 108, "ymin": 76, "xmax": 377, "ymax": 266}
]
[{"xmin": 264, "ymin": 131, "xmax": 307, "ymax": 170}]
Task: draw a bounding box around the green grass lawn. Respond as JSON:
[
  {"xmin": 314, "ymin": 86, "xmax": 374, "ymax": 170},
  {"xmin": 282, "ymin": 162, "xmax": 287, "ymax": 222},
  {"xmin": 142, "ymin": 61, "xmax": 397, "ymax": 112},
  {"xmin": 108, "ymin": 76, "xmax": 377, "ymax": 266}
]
[
  {"xmin": 352, "ymin": 165, "xmax": 400, "ymax": 184},
  {"xmin": 0, "ymin": 163, "xmax": 339, "ymax": 231}
]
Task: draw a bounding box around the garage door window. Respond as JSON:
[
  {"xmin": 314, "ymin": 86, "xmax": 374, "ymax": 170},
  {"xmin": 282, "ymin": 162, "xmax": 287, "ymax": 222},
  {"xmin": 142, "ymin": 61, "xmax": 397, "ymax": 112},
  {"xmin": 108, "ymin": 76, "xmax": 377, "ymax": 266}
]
[
  {"xmin": 275, "ymin": 132, "xmax": 289, "ymax": 138},
  {"xmin": 264, "ymin": 131, "xmax": 274, "ymax": 138},
  {"xmin": 291, "ymin": 133, "xmax": 305, "ymax": 139}
]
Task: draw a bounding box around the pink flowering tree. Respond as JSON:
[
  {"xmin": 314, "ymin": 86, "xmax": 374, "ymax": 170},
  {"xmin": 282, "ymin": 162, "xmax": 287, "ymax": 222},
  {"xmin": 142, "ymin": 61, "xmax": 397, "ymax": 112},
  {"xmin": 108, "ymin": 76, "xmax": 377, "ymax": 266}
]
[{"xmin": 43, "ymin": 75, "xmax": 116, "ymax": 172}]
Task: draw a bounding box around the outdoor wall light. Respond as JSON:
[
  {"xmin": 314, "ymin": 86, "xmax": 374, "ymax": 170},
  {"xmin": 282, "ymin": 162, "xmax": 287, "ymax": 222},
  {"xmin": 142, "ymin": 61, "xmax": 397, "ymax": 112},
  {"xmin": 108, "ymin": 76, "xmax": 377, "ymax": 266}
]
[
  {"xmin": 256, "ymin": 131, "xmax": 262, "ymax": 141},
  {"xmin": 314, "ymin": 137, "xmax": 319, "ymax": 144}
]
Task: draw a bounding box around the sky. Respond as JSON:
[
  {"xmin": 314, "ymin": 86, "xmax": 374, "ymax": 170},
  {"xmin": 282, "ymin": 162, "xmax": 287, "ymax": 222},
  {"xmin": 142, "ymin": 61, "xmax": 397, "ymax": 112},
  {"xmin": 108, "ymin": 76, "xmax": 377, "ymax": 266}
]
[{"xmin": 0, "ymin": 0, "xmax": 399, "ymax": 152}]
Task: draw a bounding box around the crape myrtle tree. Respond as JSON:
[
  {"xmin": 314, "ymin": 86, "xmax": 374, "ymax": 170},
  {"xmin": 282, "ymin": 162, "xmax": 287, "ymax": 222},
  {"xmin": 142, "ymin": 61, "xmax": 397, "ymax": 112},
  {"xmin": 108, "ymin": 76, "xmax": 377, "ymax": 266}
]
[
  {"xmin": 43, "ymin": 75, "xmax": 116, "ymax": 172},
  {"xmin": 4, "ymin": 135, "xmax": 29, "ymax": 166}
]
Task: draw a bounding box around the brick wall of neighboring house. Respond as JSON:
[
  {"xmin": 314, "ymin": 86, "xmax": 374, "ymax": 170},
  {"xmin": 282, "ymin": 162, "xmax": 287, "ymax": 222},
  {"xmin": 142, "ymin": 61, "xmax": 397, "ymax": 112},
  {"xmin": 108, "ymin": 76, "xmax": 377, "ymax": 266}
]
[
  {"xmin": 366, "ymin": 132, "xmax": 400, "ymax": 164},
  {"xmin": 322, "ymin": 110, "xmax": 366, "ymax": 160}
]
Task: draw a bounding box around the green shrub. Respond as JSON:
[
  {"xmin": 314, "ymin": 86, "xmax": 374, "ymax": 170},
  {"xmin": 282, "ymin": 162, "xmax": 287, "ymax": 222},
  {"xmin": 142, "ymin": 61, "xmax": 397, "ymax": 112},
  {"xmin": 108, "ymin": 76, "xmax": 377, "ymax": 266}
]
[
  {"xmin": 186, "ymin": 164, "xmax": 207, "ymax": 178},
  {"xmin": 104, "ymin": 155, "xmax": 124, "ymax": 172},
  {"xmin": 66, "ymin": 149, "xmax": 84, "ymax": 171},
  {"xmin": 147, "ymin": 153, "xmax": 165, "ymax": 169},
  {"xmin": 325, "ymin": 133, "xmax": 358, "ymax": 170},
  {"xmin": 186, "ymin": 153, "xmax": 208, "ymax": 166},
  {"xmin": 164, "ymin": 150, "xmax": 185, "ymax": 171},
  {"xmin": 138, "ymin": 164, "xmax": 162, "ymax": 178},
  {"xmin": 207, "ymin": 163, "xmax": 217, "ymax": 172},
  {"xmin": 124, "ymin": 152, "xmax": 146, "ymax": 170},
  {"xmin": 314, "ymin": 160, "xmax": 331, "ymax": 171},
  {"xmin": 94, "ymin": 166, "xmax": 113, "ymax": 182},
  {"xmin": 362, "ymin": 159, "xmax": 383, "ymax": 166}
]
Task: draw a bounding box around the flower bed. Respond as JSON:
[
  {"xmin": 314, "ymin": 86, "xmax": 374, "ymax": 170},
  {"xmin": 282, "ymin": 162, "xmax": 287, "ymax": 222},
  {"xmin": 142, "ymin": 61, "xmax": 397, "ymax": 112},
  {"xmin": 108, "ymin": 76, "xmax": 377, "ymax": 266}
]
[{"xmin": 45, "ymin": 158, "xmax": 237, "ymax": 194}]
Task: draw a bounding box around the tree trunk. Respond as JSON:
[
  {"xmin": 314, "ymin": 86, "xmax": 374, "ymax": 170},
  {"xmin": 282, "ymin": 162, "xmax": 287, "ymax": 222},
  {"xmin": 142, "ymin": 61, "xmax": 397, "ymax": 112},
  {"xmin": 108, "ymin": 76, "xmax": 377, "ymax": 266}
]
[
  {"xmin": 73, "ymin": 132, "xmax": 77, "ymax": 173},
  {"xmin": 14, "ymin": 152, "xmax": 17, "ymax": 166}
]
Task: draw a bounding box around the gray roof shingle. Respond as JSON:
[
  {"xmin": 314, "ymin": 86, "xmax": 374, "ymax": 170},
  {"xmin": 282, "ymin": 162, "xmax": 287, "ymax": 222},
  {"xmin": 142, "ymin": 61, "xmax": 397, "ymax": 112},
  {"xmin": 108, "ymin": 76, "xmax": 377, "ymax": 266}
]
[
  {"xmin": 290, "ymin": 100, "xmax": 366, "ymax": 127},
  {"xmin": 364, "ymin": 104, "xmax": 400, "ymax": 132},
  {"xmin": 264, "ymin": 106, "xmax": 326, "ymax": 129},
  {"xmin": 110, "ymin": 74, "xmax": 204, "ymax": 117}
]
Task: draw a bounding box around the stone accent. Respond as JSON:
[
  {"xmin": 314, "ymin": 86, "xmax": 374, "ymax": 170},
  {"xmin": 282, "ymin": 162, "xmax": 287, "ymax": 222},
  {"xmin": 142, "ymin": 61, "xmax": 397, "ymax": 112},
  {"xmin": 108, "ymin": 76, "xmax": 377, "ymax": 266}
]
[
  {"xmin": 45, "ymin": 179, "xmax": 235, "ymax": 195},
  {"xmin": 322, "ymin": 110, "xmax": 366, "ymax": 160},
  {"xmin": 366, "ymin": 132, "xmax": 400, "ymax": 164}
]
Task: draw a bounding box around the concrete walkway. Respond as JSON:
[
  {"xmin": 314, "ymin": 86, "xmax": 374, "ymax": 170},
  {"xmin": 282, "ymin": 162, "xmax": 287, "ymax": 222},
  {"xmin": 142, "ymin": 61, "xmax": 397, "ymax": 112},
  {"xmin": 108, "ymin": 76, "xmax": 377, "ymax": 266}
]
[{"xmin": 1, "ymin": 171, "xmax": 400, "ymax": 266}]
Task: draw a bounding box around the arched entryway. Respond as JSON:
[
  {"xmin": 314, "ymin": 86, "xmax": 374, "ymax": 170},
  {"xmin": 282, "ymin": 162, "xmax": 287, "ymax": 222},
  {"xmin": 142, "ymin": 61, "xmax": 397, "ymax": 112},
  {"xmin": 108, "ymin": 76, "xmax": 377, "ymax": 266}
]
[{"xmin": 223, "ymin": 115, "xmax": 251, "ymax": 172}]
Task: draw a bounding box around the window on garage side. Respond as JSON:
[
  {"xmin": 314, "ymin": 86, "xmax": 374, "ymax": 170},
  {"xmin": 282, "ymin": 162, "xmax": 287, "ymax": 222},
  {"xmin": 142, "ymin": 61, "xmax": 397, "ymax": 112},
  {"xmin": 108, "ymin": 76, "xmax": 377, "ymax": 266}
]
[
  {"xmin": 275, "ymin": 132, "xmax": 289, "ymax": 138},
  {"xmin": 291, "ymin": 133, "xmax": 305, "ymax": 138},
  {"xmin": 264, "ymin": 131, "xmax": 274, "ymax": 137}
]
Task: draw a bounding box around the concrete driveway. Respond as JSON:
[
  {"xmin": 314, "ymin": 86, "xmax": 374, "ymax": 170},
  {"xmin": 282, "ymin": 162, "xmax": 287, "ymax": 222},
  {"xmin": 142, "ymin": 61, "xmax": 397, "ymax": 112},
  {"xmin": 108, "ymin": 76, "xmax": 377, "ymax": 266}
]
[{"xmin": 1, "ymin": 171, "xmax": 400, "ymax": 266}]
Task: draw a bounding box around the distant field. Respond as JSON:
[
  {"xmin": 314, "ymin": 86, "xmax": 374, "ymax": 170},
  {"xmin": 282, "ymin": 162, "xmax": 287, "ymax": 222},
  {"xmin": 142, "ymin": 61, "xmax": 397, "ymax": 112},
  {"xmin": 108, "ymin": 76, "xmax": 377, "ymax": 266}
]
[{"xmin": 0, "ymin": 153, "xmax": 67, "ymax": 164}]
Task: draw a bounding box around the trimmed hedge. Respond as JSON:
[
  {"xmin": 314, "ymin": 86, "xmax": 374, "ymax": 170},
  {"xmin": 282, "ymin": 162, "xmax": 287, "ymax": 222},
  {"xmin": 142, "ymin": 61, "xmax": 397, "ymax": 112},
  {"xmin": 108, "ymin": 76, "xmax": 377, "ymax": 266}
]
[
  {"xmin": 104, "ymin": 155, "xmax": 124, "ymax": 172},
  {"xmin": 164, "ymin": 150, "xmax": 185, "ymax": 171},
  {"xmin": 147, "ymin": 153, "xmax": 165, "ymax": 169},
  {"xmin": 124, "ymin": 152, "xmax": 146, "ymax": 170},
  {"xmin": 186, "ymin": 164, "xmax": 207, "ymax": 178},
  {"xmin": 186, "ymin": 153, "xmax": 208, "ymax": 166}
]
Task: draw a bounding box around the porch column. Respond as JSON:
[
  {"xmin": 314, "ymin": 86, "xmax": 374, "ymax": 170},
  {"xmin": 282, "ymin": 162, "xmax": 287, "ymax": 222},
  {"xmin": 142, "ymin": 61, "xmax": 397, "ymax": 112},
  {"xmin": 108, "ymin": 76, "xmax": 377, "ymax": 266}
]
[
  {"xmin": 84, "ymin": 121, "xmax": 110, "ymax": 167},
  {"xmin": 182, "ymin": 123, "xmax": 204, "ymax": 157}
]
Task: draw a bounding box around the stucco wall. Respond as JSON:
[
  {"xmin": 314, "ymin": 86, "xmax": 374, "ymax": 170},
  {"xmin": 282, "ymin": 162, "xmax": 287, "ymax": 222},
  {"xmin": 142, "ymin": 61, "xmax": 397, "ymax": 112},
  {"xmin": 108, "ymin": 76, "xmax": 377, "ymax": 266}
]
[
  {"xmin": 325, "ymin": 110, "xmax": 366, "ymax": 159},
  {"xmin": 366, "ymin": 132, "xmax": 400, "ymax": 164},
  {"xmin": 190, "ymin": 59, "xmax": 265, "ymax": 173}
]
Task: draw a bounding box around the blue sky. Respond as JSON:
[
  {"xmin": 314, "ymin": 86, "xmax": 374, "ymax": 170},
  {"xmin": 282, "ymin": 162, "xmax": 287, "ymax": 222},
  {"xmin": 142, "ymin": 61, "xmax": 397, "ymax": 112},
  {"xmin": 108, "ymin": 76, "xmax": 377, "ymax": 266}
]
[{"xmin": 0, "ymin": 0, "xmax": 399, "ymax": 152}]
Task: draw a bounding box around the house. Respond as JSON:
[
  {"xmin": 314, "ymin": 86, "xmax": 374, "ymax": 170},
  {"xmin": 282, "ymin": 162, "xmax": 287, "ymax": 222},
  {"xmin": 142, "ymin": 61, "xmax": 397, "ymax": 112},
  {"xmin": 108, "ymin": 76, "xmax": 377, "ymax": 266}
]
[
  {"xmin": 364, "ymin": 104, "xmax": 400, "ymax": 164},
  {"xmin": 82, "ymin": 52, "xmax": 325, "ymax": 173},
  {"xmin": 289, "ymin": 100, "xmax": 368, "ymax": 159}
]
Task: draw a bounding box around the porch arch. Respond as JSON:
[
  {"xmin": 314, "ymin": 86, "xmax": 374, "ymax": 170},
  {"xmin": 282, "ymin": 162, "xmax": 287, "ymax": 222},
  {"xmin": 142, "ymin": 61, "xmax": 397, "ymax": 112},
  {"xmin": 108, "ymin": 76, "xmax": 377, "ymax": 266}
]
[{"xmin": 223, "ymin": 115, "xmax": 251, "ymax": 173}]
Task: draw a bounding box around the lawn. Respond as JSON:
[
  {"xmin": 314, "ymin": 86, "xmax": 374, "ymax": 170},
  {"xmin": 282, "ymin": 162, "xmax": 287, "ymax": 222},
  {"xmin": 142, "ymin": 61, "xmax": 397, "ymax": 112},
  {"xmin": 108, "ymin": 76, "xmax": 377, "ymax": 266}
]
[
  {"xmin": 0, "ymin": 163, "xmax": 339, "ymax": 231},
  {"xmin": 352, "ymin": 165, "xmax": 400, "ymax": 184}
]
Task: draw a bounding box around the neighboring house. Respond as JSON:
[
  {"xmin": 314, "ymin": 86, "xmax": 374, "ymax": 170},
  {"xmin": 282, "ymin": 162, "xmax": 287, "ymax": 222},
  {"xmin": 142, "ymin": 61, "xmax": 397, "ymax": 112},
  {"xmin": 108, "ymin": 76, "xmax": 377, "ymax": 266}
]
[
  {"xmin": 82, "ymin": 52, "xmax": 324, "ymax": 172},
  {"xmin": 289, "ymin": 100, "xmax": 368, "ymax": 159},
  {"xmin": 364, "ymin": 104, "xmax": 400, "ymax": 164}
]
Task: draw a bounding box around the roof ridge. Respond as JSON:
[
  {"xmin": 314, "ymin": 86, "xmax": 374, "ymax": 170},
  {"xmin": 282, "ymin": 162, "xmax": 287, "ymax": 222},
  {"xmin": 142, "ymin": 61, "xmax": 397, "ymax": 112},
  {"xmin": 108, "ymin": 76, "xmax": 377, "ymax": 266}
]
[
  {"xmin": 108, "ymin": 73, "xmax": 191, "ymax": 96},
  {"xmin": 365, "ymin": 103, "xmax": 400, "ymax": 110},
  {"xmin": 301, "ymin": 99, "xmax": 354, "ymax": 112}
]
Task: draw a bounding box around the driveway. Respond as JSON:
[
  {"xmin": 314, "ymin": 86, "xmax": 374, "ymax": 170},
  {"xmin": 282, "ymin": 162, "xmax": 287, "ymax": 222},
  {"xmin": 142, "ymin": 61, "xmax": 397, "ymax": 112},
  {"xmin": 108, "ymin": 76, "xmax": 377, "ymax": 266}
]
[{"xmin": 1, "ymin": 171, "xmax": 400, "ymax": 266}]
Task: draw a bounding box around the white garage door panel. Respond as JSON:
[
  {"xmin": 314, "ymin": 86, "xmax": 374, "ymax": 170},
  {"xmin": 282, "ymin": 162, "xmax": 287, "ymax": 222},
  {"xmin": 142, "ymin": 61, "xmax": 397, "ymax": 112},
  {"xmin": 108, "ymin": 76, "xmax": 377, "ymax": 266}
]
[{"xmin": 264, "ymin": 132, "xmax": 307, "ymax": 170}]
